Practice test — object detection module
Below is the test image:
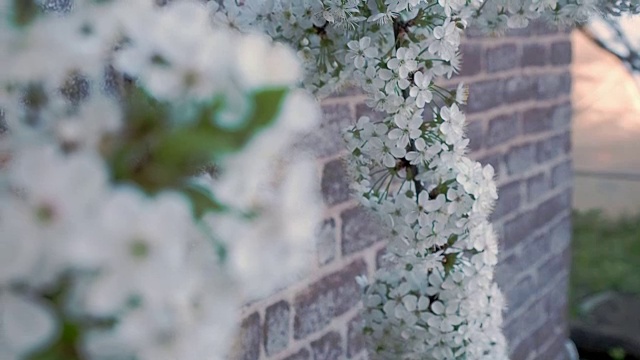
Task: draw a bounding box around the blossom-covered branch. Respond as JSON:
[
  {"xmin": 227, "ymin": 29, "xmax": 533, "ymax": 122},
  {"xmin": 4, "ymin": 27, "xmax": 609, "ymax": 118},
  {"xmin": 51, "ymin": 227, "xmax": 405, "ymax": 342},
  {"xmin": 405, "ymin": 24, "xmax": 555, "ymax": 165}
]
[{"xmin": 214, "ymin": 0, "xmax": 638, "ymax": 358}]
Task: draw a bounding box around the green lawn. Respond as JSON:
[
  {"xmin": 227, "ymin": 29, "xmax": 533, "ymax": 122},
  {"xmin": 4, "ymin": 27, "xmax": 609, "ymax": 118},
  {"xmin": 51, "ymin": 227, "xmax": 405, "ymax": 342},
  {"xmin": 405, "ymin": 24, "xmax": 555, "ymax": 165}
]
[{"xmin": 570, "ymin": 210, "xmax": 640, "ymax": 316}]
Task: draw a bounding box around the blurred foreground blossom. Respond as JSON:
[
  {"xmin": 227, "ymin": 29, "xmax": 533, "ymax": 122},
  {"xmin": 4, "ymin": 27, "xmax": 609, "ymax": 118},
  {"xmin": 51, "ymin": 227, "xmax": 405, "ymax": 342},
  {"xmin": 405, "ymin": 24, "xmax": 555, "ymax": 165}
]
[{"xmin": 0, "ymin": 1, "xmax": 320, "ymax": 359}]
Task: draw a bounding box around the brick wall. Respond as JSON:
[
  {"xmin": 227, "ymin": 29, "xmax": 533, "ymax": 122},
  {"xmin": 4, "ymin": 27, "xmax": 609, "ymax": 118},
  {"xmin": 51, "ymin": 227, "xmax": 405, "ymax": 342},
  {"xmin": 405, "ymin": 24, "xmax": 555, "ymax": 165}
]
[
  {"xmin": 461, "ymin": 23, "xmax": 574, "ymax": 360},
  {"xmin": 229, "ymin": 23, "xmax": 574, "ymax": 360}
]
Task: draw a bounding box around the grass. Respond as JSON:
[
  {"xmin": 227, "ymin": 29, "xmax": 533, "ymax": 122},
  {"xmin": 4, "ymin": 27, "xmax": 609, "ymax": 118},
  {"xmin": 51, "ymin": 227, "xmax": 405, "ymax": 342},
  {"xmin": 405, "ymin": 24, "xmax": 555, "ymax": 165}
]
[{"xmin": 570, "ymin": 209, "xmax": 640, "ymax": 316}]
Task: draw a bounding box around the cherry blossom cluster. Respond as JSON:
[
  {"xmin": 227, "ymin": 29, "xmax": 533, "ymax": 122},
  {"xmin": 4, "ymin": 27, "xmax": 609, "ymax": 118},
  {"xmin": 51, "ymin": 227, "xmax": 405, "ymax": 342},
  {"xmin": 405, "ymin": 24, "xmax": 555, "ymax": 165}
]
[
  {"xmin": 334, "ymin": 3, "xmax": 508, "ymax": 358},
  {"xmin": 214, "ymin": 0, "xmax": 636, "ymax": 358},
  {"xmin": 0, "ymin": 1, "xmax": 321, "ymax": 359}
]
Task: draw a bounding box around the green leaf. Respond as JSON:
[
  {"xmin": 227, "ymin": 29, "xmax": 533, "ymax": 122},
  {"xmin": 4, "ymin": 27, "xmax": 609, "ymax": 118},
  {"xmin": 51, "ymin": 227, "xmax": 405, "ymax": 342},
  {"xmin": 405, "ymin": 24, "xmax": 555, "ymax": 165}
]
[
  {"xmin": 237, "ymin": 87, "xmax": 288, "ymax": 140},
  {"xmin": 27, "ymin": 278, "xmax": 82, "ymax": 360},
  {"xmin": 28, "ymin": 320, "xmax": 81, "ymax": 360},
  {"xmin": 150, "ymin": 88, "xmax": 289, "ymax": 174},
  {"xmin": 181, "ymin": 182, "xmax": 225, "ymax": 218},
  {"xmin": 109, "ymin": 84, "xmax": 288, "ymax": 194},
  {"xmin": 122, "ymin": 84, "xmax": 170, "ymax": 133},
  {"xmin": 155, "ymin": 124, "xmax": 235, "ymax": 163},
  {"xmin": 443, "ymin": 253, "xmax": 458, "ymax": 275},
  {"xmin": 107, "ymin": 85, "xmax": 171, "ymax": 187},
  {"xmin": 608, "ymin": 347, "xmax": 626, "ymax": 360}
]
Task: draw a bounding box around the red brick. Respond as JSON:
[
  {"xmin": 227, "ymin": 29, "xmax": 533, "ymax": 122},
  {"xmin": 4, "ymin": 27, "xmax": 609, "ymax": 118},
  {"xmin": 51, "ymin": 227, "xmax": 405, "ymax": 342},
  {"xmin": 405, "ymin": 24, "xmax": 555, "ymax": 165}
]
[
  {"xmin": 505, "ymin": 75, "xmax": 536, "ymax": 103},
  {"xmin": 458, "ymin": 42, "xmax": 483, "ymax": 77},
  {"xmin": 523, "ymin": 102, "xmax": 572, "ymax": 134},
  {"xmin": 467, "ymin": 79, "xmax": 505, "ymax": 113},
  {"xmin": 466, "ymin": 118, "xmax": 485, "ymax": 152},
  {"xmin": 486, "ymin": 113, "xmax": 521, "ymax": 147},
  {"xmin": 231, "ymin": 312, "xmax": 261, "ymax": 360},
  {"xmin": 522, "ymin": 231, "xmax": 553, "ymax": 269},
  {"xmin": 321, "ymin": 158, "xmax": 351, "ymax": 206},
  {"xmin": 550, "ymin": 41, "xmax": 572, "ymax": 65},
  {"xmin": 536, "ymin": 72, "xmax": 571, "ymax": 100},
  {"xmin": 341, "ymin": 206, "xmax": 387, "ymax": 256},
  {"xmin": 510, "ymin": 335, "xmax": 536, "ymax": 360},
  {"xmin": 503, "ymin": 208, "xmax": 535, "ymax": 250},
  {"xmin": 550, "ymin": 102, "xmax": 572, "ymax": 130},
  {"xmin": 491, "ymin": 179, "xmax": 522, "ymax": 221},
  {"xmin": 485, "ymin": 44, "xmax": 520, "ymax": 73},
  {"xmin": 526, "ymin": 172, "xmax": 550, "ymax": 203},
  {"xmin": 355, "ymin": 102, "xmax": 385, "ymax": 123},
  {"xmin": 264, "ymin": 301, "xmax": 290, "ymax": 356},
  {"xmin": 304, "ymin": 103, "xmax": 352, "ymax": 157},
  {"xmin": 316, "ymin": 218, "xmax": 337, "ymax": 266},
  {"xmin": 549, "ymin": 214, "xmax": 572, "ymax": 254},
  {"xmin": 293, "ymin": 260, "xmax": 367, "ymax": 339},
  {"xmin": 551, "ymin": 160, "xmax": 572, "ymax": 188},
  {"xmin": 504, "ymin": 300, "xmax": 547, "ymax": 343},
  {"xmin": 506, "ymin": 275, "xmax": 536, "ymax": 312},
  {"xmin": 522, "ymin": 43, "xmax": 548, "ymax": 67},
  {"xmin": 496, "ymin": 252, "xmax": 524, "ymax": 288},
  {"xmin": 537, "ymin": 248, "xmax": 569, "ymax": 287},
  {"xmin": 310, "ymin": 331, "xmax": 344, "ymax": 360},
  {"xmin": 523, "ymin": 107, "xmax": 553, "ymax": 134},
  {"xmin": 283, "ymin": 348, "xmax": 311, "ymax": 360},
  {"xmin": 533, "ymin": 188, "xmax": 571, "ymax": 228},
  {"xmin": 535, "ymin": 336, "xmax": 568, "ymax": 360},
  {"xmin": 536, "ymin": 132, "xmax": 571, "ymax": 163},
  {"xmin": 347, "ymin": 315, "xmax": 365, "ymax": 358},
  {"xmin": 506, "ymin": 143, "xmax": 536, "ymax": 176}
]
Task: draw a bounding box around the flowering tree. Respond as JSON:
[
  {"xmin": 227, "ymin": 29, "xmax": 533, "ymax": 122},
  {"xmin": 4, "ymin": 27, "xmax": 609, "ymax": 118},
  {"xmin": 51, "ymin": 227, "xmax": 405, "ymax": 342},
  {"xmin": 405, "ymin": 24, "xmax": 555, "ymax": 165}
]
[{"xmin": 1, "ymin": 0, "xmax": 639, "ymax": 360}]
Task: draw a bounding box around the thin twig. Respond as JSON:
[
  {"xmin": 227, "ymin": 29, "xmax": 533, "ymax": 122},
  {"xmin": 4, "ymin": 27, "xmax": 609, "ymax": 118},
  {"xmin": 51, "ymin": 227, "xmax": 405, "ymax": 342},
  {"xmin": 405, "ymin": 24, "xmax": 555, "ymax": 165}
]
[{"xmin": 476, "ymin": 0, "xmax": 491, "ymax": 16}]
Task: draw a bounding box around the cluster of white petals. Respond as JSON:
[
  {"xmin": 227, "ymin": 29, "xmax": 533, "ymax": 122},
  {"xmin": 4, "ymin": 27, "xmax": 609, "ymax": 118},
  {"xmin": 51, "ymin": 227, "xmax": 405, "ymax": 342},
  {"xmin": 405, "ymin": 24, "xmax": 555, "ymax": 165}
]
[
  {"xmin": 215, "ymin": 0, "xmax": 635, "ymax": 358},
  {"xmin": 0, "ymin": 1, "xmax": 320, "ymax": 359}
]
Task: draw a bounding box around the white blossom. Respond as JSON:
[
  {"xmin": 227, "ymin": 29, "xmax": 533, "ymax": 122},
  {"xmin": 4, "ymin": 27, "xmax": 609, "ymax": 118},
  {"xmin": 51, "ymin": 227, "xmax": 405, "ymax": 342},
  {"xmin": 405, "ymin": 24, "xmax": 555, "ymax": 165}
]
[
  {"xmin": 388, "ymin": 112, "xmax": 423, "ymax": 148},
  {"xmin": 0, "ymin": 291, "xmax": 58, "ymax": 360},
  {"xmin": 410, "ymin": 71, "xmax": 434, "ymax": 108},
  {"xmin": 388, "ymin": 47, "xmax": 419, "ymax": 79},
  {"xmin": 346, "ymin": 37, "xmax": 379, "ymax": 69}
]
